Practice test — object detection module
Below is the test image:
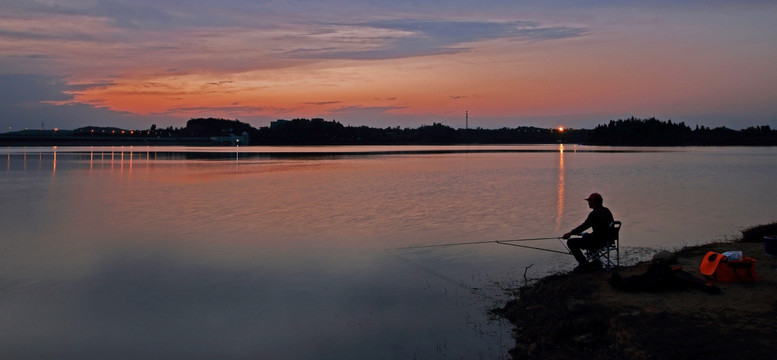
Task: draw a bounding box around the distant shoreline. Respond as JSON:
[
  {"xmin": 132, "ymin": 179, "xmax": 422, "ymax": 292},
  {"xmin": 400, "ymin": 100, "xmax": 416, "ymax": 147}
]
[
  {"xmin": 0, "ymin": 135, "xmax": 213, "ymax": 147},
  {"xmin": 2, "ymin": 138, "xmax": 775, "ymax": 147},
  {"xmin": 3, "ymin": 117, "xmax": 776, "ymax": 146}
]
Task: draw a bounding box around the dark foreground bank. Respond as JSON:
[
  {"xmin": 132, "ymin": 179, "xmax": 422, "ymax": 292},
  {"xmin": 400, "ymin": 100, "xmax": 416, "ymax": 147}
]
[{"xmin": 493, "ymin": 223, "xmax": 777, "ymax": 360}]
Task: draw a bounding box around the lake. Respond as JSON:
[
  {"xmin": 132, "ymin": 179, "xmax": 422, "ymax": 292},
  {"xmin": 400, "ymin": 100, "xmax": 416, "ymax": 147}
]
[{"xmin": 1, "ymin": 145, "xmax": 775, "ymax": 359}]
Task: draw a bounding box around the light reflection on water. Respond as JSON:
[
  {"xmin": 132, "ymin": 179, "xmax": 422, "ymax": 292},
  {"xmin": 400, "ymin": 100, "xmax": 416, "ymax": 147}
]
[{"xmin": 1, "ymin": 145, "xmax": 776, "ymax": 359}]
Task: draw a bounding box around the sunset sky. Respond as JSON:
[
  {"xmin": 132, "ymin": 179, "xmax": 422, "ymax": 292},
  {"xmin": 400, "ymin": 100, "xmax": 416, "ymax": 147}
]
[{"xmin": 2, "ymin": 0, "xmax": 776, "ymax": 131}]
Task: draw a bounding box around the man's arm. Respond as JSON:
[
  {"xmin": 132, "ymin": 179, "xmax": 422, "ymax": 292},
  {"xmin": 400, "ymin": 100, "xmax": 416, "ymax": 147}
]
[{"xmin": 563, "ymin": 215, "xmax": 593, "ymax": 239}]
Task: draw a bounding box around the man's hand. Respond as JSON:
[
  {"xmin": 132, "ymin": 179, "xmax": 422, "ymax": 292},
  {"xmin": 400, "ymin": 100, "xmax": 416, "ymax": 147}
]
[{"xmin": 562, "ymin": 232, "xmax": 572, "ymax": 239}]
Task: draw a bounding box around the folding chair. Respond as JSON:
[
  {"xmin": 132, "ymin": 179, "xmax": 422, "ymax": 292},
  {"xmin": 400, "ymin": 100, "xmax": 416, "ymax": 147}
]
[{"xmin": 585, "ymin": 221, "xmax": 621, "ymax": 269}]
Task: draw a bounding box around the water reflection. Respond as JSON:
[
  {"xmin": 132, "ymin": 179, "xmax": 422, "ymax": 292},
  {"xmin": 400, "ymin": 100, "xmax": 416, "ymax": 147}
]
[
  {"xmin": 1, "ymin": 144, "xmax": 656, "ymax": 175},
  {"xmin": 2, "ymin": 145, "xmax": 777, "ymax": 359},
  {"xmin": 556, "ymin": 144, "xmax": 565, "ymax": 231},
  {"xmin": 85, "ymin": 147, "xmax": 154, "ymax": 173},
  {"xmin": 2, "ymin": 148, "xmax": 58, "ymax": 173},
  {"xmin": 0, "ymin": 146, "xmax": 166, "ymax": 175}
]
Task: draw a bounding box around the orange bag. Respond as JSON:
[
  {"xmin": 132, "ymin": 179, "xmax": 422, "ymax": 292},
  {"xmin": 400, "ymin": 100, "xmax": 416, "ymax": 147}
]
[{"xmin": 699, "ymin": 251, "xmax": 758, "ymax": 282}]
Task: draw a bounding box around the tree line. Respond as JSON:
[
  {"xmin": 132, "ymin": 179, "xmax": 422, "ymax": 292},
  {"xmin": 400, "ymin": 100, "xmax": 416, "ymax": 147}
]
[
  {"xmin": 183, "ymin": 117, "xmax": 777, "ymax": 146},
  {"xmin": 4, "ymin": 116, "xmax": 776, "ymax": 146},
  {"xmin": 252, "ymin": 118, "xmax": 580, "ymax": 145},
  {"xmin": 71, "ymin": 117, "xmax": 579, "ymax": 145},
  {"xmin": 587, "ymin": 117, "xmax": 776, "ymax": 146}
]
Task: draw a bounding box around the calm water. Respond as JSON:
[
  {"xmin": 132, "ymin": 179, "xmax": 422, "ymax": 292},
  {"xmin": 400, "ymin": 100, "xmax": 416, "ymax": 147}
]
[{"xmin": 1, "ymin": 145, "xmax": 775, "ymax": 359}]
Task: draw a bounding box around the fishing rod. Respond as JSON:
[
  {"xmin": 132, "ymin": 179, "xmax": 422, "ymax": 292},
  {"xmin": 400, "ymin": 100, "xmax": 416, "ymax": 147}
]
[{"xmin": 389, "ymin": 236, "xmax": 565, "ymax": 251}]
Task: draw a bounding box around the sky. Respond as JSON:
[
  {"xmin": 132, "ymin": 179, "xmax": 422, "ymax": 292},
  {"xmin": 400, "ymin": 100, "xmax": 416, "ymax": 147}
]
[{"xmin": 1, "ymin": 0, "xmax": 776, "ymax": 131}]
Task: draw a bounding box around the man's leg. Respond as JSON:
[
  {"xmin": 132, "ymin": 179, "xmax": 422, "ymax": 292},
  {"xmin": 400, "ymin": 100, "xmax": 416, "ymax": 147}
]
[
  {"xmin": 567, "ymin": 237, "xmax": 588, "ymax": 265},
  {"xmin": 568, "ymin": 234, "xmax": 607, "ymax": 271}
]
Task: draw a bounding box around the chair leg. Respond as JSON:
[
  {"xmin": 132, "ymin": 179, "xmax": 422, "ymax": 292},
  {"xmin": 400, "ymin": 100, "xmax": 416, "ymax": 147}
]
[{"xmin": 586, "ymin": 247, "xmax": 619, "ymax": 270}]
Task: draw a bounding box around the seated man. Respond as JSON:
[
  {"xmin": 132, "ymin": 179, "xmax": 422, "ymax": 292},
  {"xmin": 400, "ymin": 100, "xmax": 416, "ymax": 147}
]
[{"xmin": 562, "ymin": 193, "xmax": 614, "ymax": 273}]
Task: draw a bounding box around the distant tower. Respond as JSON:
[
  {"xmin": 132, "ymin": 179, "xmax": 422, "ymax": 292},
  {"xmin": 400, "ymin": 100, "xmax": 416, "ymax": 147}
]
[{"xmin": 465, "ymin": 111, "xmax": 469, "ymax": 130}]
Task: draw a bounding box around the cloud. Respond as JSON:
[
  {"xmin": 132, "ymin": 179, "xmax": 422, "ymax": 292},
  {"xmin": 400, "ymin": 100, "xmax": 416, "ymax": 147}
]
[
  {"xmin": 0, "ymin": 73, "xmax": 166, "ymax": 130},
  {"xmin": 2, "ymin": 1, "xmax": 773, "ymax": 130},
  {"xmin": 92, "ymin": 1, "xmax": 179, "ymax": 29},
  {"xmin": 0, "ymin": 99, "xmax": 150, "ymax": 131},
  {"xmin": 305, "ymin": 101, "xmax": 342, "ymax": 106},
  {"xmin": 0, "ymin": 74, "xmax": 73, "ymax": 104},
  {"xmin": 2, "ymin": 3, "xmax": 588, "ymax": 74},
  {"xmin": 331, "ymin": 105, "xmax": 407, "ymax": 114},
  {"xmin": 365, "ymin": 19, "xmax": 584, "ymax": 43},
  {"xmin": 156, "ymin": 104, "xmax": 267, "ymax": 119},
  {"xmin": 326, "ymin": 105, "xmax": 445, "ymax": 128},
  {"xmin": 285, "ymin": 19, "xmax": 588, "ymax": 60}
]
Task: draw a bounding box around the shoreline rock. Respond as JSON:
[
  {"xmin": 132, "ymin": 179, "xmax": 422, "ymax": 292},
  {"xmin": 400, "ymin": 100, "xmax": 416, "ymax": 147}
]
[{"xmin": 493, "ymin": 224, "xmax": 777, "ymax": 360}]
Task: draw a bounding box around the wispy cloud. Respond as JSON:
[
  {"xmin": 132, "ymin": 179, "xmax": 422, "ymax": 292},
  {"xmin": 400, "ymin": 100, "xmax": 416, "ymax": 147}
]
[
  {"xmin": 1, "ymin": 2, "xmax": 587, "ymax": 75},
  {"xmin": 364, "ymin": 19, "xmax": 585, "ymax": 43},
  {"xmin": 286, "ymin": 19, "xmax": 587, "ymax": 60},
  {"xmin": 0, "ymin": 74, "xmax": 73, "ymax": 104},
  {"xmin": 305, "ymin": 101, "xmax": 343, "ymax": 106},
  {"xmin": 160, "ymin": 104, "xmax": 266, "ymax": 116},
  {"xmin": 332, "ymin": 105, "xmax": 407, "ymax": 114},
  {"xmin": 0, "ymin": 74, "xmax": 151, "ymax": 129},
  {"xmin": 92, "ymin": 1, "xmax": 179, "ymax": 29}
]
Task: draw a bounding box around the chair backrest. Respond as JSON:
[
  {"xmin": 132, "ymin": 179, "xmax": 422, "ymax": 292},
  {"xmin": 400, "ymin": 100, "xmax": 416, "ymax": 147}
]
[{"xmin": 609, "ymin": 221, "xmax": 622, "ymax": 244}]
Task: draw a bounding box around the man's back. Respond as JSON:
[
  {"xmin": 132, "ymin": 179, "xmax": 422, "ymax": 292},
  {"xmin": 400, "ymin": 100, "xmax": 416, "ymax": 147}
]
[{"xmin": 589, "ymin": 206, "xmax": 614, "ymax": 241}]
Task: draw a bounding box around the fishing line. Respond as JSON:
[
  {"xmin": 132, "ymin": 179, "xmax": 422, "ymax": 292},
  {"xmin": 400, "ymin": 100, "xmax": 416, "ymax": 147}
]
[
  {"xmin": 385, "ymin": 250, "xmax": 499, "ymax": 301},
  {"xmin": 389, "ymin": 236, "xmax": 562, "ymax": 251},
  {"xmin": 495, "ymin": 241, "xmax": 572, "ymax": 255},
  {"xmin": 385, "ymin": 236, "xmax": 573, "ymax": 302}
]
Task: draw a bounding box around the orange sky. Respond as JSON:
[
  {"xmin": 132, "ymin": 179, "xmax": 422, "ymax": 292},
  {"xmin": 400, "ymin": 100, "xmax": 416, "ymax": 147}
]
[{"xmin": 2, "ymin": 1, "xmax": 776, "ymax": 130}]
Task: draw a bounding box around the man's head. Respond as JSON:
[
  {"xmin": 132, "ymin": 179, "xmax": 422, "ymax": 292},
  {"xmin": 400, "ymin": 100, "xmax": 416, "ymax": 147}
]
[{"xmin": 584, "ymin": 193, "xmax": 603, "ymax": 208}]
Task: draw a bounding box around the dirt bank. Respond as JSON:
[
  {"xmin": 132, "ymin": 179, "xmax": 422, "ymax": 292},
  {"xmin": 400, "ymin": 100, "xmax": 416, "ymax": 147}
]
[{"xmin": 493, "ymin": 225, "xmax": 777, "ymax": 360}]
